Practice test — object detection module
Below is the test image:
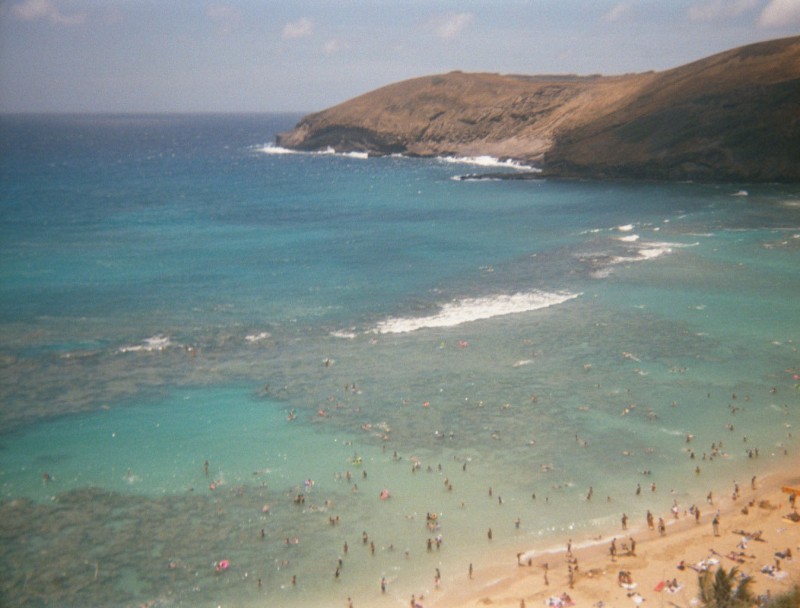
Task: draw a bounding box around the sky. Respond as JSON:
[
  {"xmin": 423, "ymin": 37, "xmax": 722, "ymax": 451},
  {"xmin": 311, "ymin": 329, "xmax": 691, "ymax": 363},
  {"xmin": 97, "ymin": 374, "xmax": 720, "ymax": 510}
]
[{"xmin": 0, "ymin": 0, "xmax": 798, "ymax": 113}]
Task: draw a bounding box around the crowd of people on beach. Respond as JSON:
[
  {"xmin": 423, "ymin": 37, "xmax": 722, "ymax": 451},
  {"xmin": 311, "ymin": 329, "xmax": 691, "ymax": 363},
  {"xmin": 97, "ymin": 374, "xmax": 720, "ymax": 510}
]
[{"xmin": 193, "ymin": 363, "xmax": 799, "ymax": 608}]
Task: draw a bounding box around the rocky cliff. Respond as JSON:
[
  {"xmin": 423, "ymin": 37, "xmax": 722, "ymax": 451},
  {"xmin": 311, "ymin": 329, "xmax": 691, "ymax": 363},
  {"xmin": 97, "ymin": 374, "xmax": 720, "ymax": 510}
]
[{"xmin": 276, "ymin": 36, "xmax": 800, "ymax": 182}]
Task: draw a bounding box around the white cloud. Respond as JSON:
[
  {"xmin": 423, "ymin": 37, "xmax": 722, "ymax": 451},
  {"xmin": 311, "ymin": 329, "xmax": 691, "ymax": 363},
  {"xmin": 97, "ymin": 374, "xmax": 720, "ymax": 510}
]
[
  {"xmin": 207, "ymin": 4, "xmax": 242, "ymax": 35},
  {"xmin": 323, "ymin": 38, "xmax": 350, "ymax": 55},
  {"xmin": 758, "ymin": 0, "xmax": 800, "ymax": 26},
  {"xmin": 604, "ymin": 2, "xmax": 635, "ymax": 22},
  {"xmin": 688, "ymin": 0, "xmax": 759, "ymax": 21},
  {"xmin": 435, "ymin": 12, "xmax": 473, "ymax": 40},
  {"xmin": 11, "ymin": 0, "xmax": 86, "ymax": 25},
  {"xmin": 282, "ymin": 17, "xmax": 314, "ymax": 40}
]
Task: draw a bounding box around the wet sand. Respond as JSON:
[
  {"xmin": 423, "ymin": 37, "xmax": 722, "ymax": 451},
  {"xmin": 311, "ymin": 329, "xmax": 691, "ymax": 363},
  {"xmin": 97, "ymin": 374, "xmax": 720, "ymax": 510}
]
[{"xmin": 430, "ymin": 465, "xmax": 800, "ymax": 608}]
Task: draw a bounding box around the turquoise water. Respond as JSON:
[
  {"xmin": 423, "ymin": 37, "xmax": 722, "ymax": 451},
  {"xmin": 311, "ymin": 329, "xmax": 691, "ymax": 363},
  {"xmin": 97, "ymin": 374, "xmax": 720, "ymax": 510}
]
[{"xmin": 0, "ymin": 114, "xmax": 799, "ymax": 607}]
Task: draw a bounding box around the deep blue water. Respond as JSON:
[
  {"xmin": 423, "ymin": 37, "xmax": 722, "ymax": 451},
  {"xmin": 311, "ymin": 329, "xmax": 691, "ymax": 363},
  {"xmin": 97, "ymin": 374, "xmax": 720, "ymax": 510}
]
[{"xmin": 1, "ymin": 114, "xmax": 799, "ymax": 607}]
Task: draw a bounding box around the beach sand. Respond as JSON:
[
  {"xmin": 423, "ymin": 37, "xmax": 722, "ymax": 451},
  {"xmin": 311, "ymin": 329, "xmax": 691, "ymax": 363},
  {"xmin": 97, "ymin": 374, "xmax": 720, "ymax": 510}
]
[{"xmin": 429, "ymin": 466, "xmax": 800, "ymax": 608}]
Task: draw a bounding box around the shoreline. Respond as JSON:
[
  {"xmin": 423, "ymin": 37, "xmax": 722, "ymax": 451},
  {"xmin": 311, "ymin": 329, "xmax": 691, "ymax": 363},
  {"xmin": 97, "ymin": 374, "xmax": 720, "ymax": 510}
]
[{"xmin": 427, "ymin": 462, "xmax": 800, "ymax": 607}]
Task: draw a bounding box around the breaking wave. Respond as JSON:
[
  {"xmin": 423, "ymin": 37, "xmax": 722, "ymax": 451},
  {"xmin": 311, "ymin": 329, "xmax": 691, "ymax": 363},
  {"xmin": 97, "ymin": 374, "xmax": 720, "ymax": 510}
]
[
  {"xmin": 372, "ymin": 291, "xmax": 580, "ymax": 334},
  {"xmin": 253, "ymin": 144, "xmax": 369, "ymax": 159},
  {"xmin": 255, "ymin": 146, "xmax": 539, "ymax": 168},
  {"xmin": 245, "ymin": 331, "xmax": 271, "ymax": 343},
  {"xmin": 118, "ymin": 334, "xmax": 172, "ymax": 353},
  {"xmin": 438, "ymin": 155, "xmax": 537, "ymax": 171},
  {"xmin": 582, "ymin": 239, "xmax": 697, "ymax": 279}
]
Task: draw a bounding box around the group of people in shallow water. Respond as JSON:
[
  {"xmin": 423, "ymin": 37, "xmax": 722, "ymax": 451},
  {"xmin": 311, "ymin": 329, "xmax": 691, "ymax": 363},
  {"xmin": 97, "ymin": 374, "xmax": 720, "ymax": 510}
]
[{"xmin": 192, "ymin": 372, "xmax": 797, "ymax": 608}]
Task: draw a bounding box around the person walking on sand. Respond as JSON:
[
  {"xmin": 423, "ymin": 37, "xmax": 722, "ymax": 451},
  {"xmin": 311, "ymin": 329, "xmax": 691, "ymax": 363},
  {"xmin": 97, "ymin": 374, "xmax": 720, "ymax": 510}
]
[{"xmin": 712, "ymin": 513, "xmax": 720, "ymax": 536}]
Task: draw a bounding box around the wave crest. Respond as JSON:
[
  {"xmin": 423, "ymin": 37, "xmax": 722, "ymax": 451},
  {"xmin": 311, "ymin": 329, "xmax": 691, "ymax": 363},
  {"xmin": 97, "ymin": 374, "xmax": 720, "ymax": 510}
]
[
  {"xmin": 438, "ymin": 155, "xmax": 537, "ymax": 171},
  {"xmin": 118, "ymin": 334, "xmax": 171, "ymax": 353},
  {"xmin": 253, "ymin": 144, "xmax": 368, "ymax": 159},
  {"xmin": 372, "ymin": 291, "xmax": 580, "ymax": 334}
]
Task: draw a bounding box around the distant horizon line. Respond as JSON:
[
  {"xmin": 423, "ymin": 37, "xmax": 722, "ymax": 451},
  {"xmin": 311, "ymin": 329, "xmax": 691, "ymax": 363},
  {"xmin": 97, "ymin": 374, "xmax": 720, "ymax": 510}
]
[{"xmin": 0, "ymin": 110, "xmax": 312, "ymax": 116}]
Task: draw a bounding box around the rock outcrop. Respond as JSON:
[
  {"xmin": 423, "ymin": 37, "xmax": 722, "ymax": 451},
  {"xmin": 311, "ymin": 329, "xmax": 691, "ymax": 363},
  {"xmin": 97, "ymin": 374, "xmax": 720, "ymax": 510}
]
[{"xmin": 276, "ymin": 36, "xmax": 800, "ymax": 182}]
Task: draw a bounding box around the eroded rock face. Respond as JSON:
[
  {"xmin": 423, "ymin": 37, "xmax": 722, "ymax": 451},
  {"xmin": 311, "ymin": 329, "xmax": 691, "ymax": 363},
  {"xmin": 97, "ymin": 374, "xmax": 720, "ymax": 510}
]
[
  {"xmin": 276, "ymin": 36, "xmax": 800, "ymax": 182},
  {"xmin": 276, "ymin": 71, "xmax": 652, "ymax": 163}
]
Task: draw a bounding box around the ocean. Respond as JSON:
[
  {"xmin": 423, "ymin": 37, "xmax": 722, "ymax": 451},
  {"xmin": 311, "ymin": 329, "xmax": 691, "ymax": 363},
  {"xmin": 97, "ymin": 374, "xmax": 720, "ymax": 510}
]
[{"xmin": 0, "ymin": 113, "xmax": 798, "ymax": 608}]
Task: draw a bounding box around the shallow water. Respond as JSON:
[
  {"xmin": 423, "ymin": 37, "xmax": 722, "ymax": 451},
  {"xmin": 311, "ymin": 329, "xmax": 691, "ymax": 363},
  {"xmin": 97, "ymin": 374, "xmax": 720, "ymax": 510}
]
[{"xmin": 1, "ymin": 114, "xmax": 799, "ymax": 607}]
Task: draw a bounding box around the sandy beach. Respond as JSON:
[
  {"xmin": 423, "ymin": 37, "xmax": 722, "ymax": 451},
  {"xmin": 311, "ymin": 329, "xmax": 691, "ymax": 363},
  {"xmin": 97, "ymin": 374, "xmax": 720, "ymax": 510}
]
[{"xmin": 430, "ymin": 465, "xmax": 800, "ymax": 608}]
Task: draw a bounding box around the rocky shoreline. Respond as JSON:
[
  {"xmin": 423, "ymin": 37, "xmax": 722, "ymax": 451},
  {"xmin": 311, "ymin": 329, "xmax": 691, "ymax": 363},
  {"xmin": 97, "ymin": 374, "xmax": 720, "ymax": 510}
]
[{"xmin": 276, "ymin": 36, "xmax": 800, "ymax": 183}]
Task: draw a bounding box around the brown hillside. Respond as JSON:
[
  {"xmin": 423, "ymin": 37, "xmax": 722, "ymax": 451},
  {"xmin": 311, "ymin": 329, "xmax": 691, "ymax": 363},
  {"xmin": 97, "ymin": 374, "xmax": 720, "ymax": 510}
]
[
  {"xmin": 276, "ymin": 71, "xmax": 655, "ymax": 162},
  {"xmin": 276, "ymin": 36, "xmax": 800, "ymax": 182},
  {"xmin": 546, "ymin": 35, "xmax": 800, "ymax": 181}
]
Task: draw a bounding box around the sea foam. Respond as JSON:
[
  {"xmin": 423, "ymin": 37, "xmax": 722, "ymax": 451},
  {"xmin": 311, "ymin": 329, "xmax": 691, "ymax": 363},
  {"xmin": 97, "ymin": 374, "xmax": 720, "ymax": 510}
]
[
  {"xmin": 256, "ymin": 145, "xmax": 534, "ymax": 167},
  {"xmin": 617, "ymin": 239, "xmax": 698, "ymax": 263},
  {"xmin": 437, "ymin": 155, "xmax": 537, "ymax": 171},
  {"xmin": 584, "ymin": 239, "xmax": 697, "ymax": 279},
  {"xmin": 330, "ymin": 330, "xmax": 357, "ymax": 340},
  {"xmin": 372, "ymin": 291, "xmax": 580, "ymax": 334},
  {"xmin": 253, "ymin": 144, "xmax": 368, "ymax": 159},
  {"xmin": 118, "ymin": 334, "xmax": 172, "ymax": 353},
  {"xmin": 245, "ymin": 331, "xmax": 271, "ymax": 343},
  {"xmin": 253, "ymin": 144, "xmax": 301, "ymax": 155}
]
